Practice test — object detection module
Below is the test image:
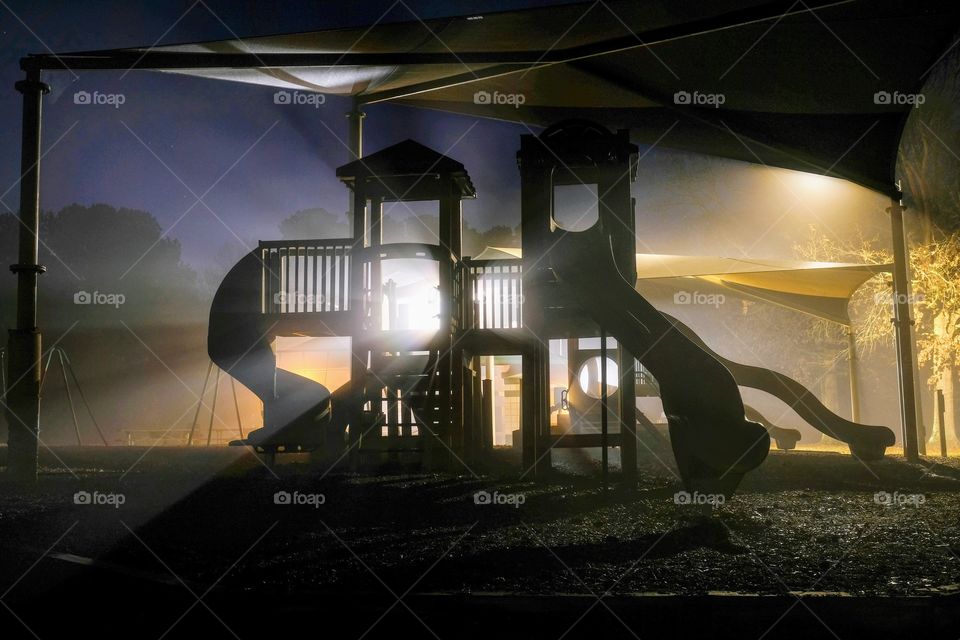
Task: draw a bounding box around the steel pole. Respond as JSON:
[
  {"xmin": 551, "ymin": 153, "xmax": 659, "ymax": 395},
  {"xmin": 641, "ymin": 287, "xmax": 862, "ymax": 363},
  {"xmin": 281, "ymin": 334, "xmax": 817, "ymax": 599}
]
[
  {"xmin": 6, "ymin": 69, "xmax": 49, "ymax": 482},
  {"xmin": 847, "ymin": 329, "xmax": 861, "ymax": 423},
  {"xmin": 888, "ymin": 197, "xmax": 920, "ymax": 461}
]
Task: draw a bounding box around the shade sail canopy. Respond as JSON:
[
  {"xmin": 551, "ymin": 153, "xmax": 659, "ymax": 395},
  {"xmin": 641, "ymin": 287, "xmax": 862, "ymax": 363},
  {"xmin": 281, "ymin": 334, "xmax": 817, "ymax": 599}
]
[
  {"xmin": 633, "ymin": 253, "xmax": 892, "ymax": 324},
  {"xmin": 32, "ymin": 0, "xmax": 960, "ymax": 197},
  {"xmin": 472, "ymin": 246, "xmax": 524, "ymax": 260},
  {"xmin": 470, "ymin": 247, "xmax": 890, "ymax": 324}
]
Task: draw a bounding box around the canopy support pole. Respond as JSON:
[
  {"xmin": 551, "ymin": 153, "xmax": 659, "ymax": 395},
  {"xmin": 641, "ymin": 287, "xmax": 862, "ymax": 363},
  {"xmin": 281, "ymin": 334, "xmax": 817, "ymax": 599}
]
[
  {"xmin": 5, "ymin": 69, "xmax": 49, "ymax": 482},
  {"xmin": 847, "ymin": 329, "xmax": 861, "ymax": 423},
  {"xmin": 888, "ymin": 196, "xmax": 920, "ymax": 461},
  {"xmin": 346, "ymin": 98, "xmax": 365, "ymax": 161},
  {"xmin": 600, "ymin": 329, "xmax": 609, "ymax": 490}
]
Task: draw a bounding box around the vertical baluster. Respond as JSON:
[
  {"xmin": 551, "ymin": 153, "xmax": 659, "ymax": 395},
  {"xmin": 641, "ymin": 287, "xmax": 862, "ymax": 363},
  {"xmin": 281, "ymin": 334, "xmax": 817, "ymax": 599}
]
[
  {"xmin": 510, "ymin": 267, "xmax": 523, "ymax": 329},
  {"xmin": 288, "ymin": 246, "xmax": 295, "ymax": 313},
  {"xmin": 490, "ymin": 268, "xmax": 497, "ymax": 329},
  {"xmin": 271, "ymin": 248, "xmax": 280, "ymax": 313},
  {"xmin": 294, "ymin": 245, "xmax": 302, "ymax": 313},
  {"xmin": 279, "ymin": 247, "xmax": 287, "ymax": 313},
  {"xmin": 308, "ymin": 246, "xmax": 316, "ymax": 312},
  {"xmin": 484, "ymin": 269, "xmax": 490, "ymax": 330},
  {"xmin": 326, "ymin": 244, "xmax": 332, "ymax": 312},
  {"xmin": 342, "ymin": 244, "xmax": 349, "ymax": 313},
  {"xmin": 261, "ymin": 248, "xmax": 268, "ymax": 313},
  {"xmin": 508, "ymin": 268, "xmax": 515, "ymax": 328},
  {"xmin": 303, "ymin": 246, "xmax": 310, "ymax": 312},
  {"xmin": 335, "ymin": 245, "xmax": 343, "ymax": 312},
  {"xmin": 499, "ymin": 266, "xmax": 506, "ymax": 329},
  {"xmin": 278, "ymin": 247, "xmax": 285, "ymax": 313},
  {"xmin": 517, "ymin": 265, "xmax": 523, "ymax": 327},
  {"xmin": 322, "ymin": 245, "xmax": 328, "ymax": 311},
  {"xmin": 341, "ymin": 245, "xmax": 353, "ymax": 311},
  {"xmin": 505, "ymin": 268, "xmax": 511, "ymax": 329},
  {"xmin": 495, "ymin": 270, "xmax": 500, "ymax": 329},
  {"xmin": 288, "ymin": 246, "xmax": 295, "ymax": 314}
]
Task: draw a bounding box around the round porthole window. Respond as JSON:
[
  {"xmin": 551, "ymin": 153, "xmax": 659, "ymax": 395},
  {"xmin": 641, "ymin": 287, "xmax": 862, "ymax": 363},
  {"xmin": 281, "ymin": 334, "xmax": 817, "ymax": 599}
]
[{"xmin": 576, "ymin": 356, "xmax": 619, "ymax": 399}]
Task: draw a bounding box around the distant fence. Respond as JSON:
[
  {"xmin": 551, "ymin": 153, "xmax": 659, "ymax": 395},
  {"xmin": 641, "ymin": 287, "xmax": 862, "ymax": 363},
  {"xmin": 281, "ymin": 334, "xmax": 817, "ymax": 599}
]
[{"xmin": 123, "ymin": 429, "xmax": 238, "ymax": 446}]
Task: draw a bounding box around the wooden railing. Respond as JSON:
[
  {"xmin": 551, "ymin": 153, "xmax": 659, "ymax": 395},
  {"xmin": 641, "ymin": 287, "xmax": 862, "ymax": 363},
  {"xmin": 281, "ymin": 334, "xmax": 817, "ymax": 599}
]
[
  {"xmin": 635, "ymin": 361, "xmax": 654, "ymax": 387},
  {"xmin": 259, "ymin": 241, "xmax": 525, "ymax": 331},
  {"xmin": 463, "ymin": 259, "xmax": 523, "ymax": 329},
  {"xmin": 260, "ymin": 239, "xmax": 353, "ymax": 314}
]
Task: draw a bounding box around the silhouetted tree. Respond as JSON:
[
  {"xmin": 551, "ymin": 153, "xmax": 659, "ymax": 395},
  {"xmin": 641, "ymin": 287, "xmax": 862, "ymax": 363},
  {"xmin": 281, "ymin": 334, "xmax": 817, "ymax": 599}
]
[
  {"xmin": 0, "ymin": 204, "xmax": 207, "ymax": 444},
  {"xmin": 897, "ymin": 46, "xmax": 960, "ymax": 447},
  {"xmin": 278, "ymin": 207, "xmax": 349, "ymax": 239}
]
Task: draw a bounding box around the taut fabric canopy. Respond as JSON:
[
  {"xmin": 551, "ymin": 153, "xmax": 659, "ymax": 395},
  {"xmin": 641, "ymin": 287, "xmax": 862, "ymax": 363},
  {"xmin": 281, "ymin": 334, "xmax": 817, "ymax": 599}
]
[
  {"xmin": 470, "ymin": 247, "xmax": 890, "ymax": 324},
  {"xmin": 633, "ymin": 253, "xmax": 892, "ymax": 324},
  {"xmin": 34, "ymin": 0, "xmax": 960, "ymax": 197}
]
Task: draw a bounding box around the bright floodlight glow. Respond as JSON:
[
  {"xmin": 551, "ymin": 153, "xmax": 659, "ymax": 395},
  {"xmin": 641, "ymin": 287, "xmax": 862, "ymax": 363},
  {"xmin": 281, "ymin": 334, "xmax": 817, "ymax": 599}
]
[
  {"xmin": 789, "ymin": 170, "xmax": 846, "ymax": 193},
  {"xmin": 380, "ymin": 258, "xmax": 440, "ymax": 331}
]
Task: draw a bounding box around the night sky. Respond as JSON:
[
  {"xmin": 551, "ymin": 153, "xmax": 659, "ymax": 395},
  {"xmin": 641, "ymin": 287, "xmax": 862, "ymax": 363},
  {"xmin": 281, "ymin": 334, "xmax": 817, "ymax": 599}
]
[{"xmin": 0, "ymin": 1, "xmax": 584, "ymax": 268}]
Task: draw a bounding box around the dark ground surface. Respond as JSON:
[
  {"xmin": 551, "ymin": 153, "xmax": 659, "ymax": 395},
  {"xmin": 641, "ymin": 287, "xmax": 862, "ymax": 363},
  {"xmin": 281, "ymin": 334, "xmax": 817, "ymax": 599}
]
[{"xmin": 1, "ymin": 445, "xmax": 959, "ymax": 638}]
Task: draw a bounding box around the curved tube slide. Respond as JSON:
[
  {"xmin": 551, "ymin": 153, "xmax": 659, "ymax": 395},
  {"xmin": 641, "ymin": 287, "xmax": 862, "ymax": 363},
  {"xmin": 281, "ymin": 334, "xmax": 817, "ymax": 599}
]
[
  {"xmin": 208, "ymin": 251, "xmax": 345, "ymax": 451},
  {"xmin": 660, "ymin": 312, "xmax": 894, "ymax": 460},
  {"xmin": 550, "ymin": 225, "xmax": 770, "ymax": 496}
]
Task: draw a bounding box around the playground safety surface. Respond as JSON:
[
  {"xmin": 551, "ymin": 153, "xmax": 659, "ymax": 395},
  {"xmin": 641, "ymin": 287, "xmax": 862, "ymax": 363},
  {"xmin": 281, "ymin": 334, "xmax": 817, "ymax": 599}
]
[{"xmin": 0, "ymin": 446, "xmax": 958, "ymax": 638}]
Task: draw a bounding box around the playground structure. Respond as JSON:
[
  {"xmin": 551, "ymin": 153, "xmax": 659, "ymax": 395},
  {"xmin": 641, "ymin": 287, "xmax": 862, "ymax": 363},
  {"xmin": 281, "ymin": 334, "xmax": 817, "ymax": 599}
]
[
  {"xmin": 8, "ymin": 0, "xmax": 956, "ymax": 481},
  {"xmin": 209, "ymin": 120, "xmax": 895, "ymax": 489}
]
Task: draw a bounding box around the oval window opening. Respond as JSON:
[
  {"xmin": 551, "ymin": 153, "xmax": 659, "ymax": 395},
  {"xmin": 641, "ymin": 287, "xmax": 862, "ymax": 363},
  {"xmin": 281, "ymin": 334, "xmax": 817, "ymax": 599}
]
[
  {"xmin": 577, "ymin": 356, "xmax": 619, "ymax": 399},
  {"xmin": 553, "ymin": 183, "xmax": 599, "ymax": 231}
]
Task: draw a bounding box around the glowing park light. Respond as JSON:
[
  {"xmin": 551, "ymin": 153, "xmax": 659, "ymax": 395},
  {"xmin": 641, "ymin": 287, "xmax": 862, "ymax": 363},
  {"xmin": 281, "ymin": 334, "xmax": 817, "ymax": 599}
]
[
  {"xmin": 787, "ymin": 169, "xmax": 848, "ymax": 194},
  {"xmin": 401, "ymin": 285, "xmax": 440, "ymax": 332}
]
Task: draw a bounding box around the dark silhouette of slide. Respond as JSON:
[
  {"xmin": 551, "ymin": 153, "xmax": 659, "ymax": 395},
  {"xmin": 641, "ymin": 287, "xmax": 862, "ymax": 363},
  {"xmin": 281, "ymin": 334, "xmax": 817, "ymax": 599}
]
[
  {"xmin": 743, "ymin": 405, "xmax": 801, "ymax": 451},
  {"xmin": 660, "ymin": 312, "xmax": 895, "ymax": 460},
  {"xmin": 639, "ymin": 370, "xmax": 801, "ymax": 451},
  {"xmin": 551, "ymin": 225, "xmax": 770, "ymax": 497},
  {"xmin": 208, "ymin": 251, "xmax": 347, "ymax": 454}
]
